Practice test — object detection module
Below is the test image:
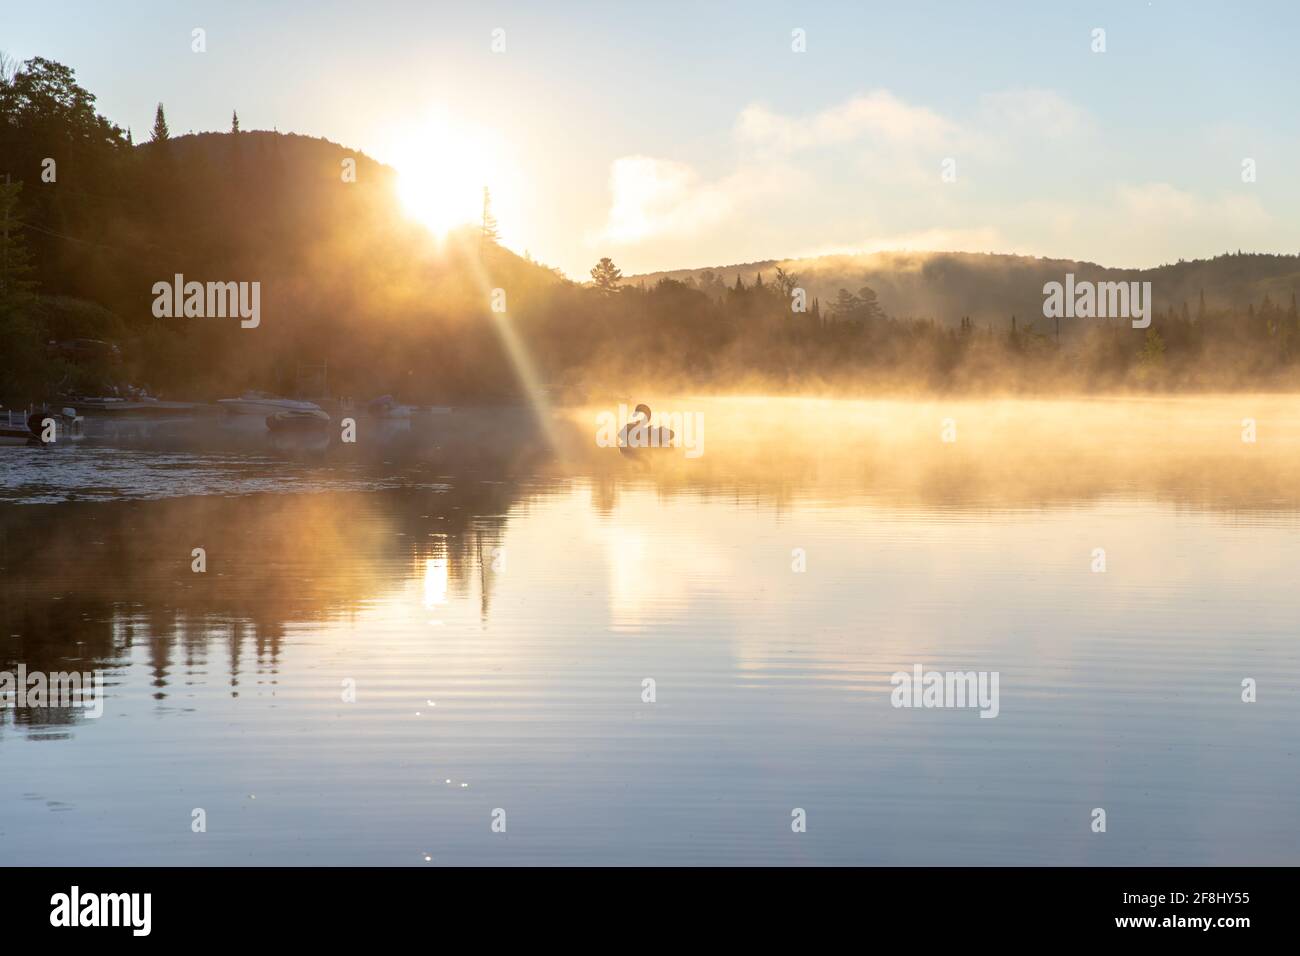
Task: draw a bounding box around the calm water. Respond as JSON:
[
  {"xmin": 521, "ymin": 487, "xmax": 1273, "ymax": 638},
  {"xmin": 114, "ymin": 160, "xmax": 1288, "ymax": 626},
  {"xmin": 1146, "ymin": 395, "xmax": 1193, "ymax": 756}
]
[{"xmin": 2, "ymin": 397, "xmax": 1299, "ymax": 865}]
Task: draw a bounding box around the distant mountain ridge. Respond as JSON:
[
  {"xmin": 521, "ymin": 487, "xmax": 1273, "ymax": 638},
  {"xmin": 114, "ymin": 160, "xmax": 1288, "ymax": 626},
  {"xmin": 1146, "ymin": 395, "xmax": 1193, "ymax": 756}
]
[{"xmin": 628, "ymin": 250, "xmax": 1300, "ymax": 329}]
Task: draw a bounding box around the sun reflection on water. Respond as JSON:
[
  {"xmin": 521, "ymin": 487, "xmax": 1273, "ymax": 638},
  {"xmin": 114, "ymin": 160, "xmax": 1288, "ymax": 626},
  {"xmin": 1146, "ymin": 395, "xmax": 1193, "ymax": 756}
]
[{"xmin": 423, "ymin": 557, "xmax": 449, "ymax": 608}]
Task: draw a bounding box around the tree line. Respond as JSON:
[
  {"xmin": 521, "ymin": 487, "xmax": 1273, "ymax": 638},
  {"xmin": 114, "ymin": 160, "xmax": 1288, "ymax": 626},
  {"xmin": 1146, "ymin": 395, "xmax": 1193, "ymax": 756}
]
[{"xmin": 4, "ymin": 54, "xmax": 1300, "ymax": 407}]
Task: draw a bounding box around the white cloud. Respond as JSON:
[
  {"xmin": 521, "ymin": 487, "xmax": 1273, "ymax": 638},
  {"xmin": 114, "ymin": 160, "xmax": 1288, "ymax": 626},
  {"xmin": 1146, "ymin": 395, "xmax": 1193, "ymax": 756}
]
[
  {"xmin": 1115, "ymin": 182, "xmax": 1269, "ymax": 230},
  {"xmin": 593, "ymin": 88, "xmax": 1293, "ymax": 270},
  {"xmin": 596, "ymin": 90, "xmax": 970, "ymax": 247},
  {"xmin": 975, "ymin": 90, "xmax": 1090, "ymax": 140},
  {"xmin": 595, "ymin": 155, "xmax": 794, "ymax": 245},
  {"xmin": 736, "ymin": 90, "xmax": 956, "ymax": 153}
]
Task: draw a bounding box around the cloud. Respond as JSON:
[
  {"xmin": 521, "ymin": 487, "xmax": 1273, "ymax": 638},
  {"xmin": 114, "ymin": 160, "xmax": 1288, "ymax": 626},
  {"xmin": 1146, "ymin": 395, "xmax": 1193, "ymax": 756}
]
[
  {"xmin": 595, "ymin": 155, "xmax": 794, "ymax": 245},
  {"xmin": 1115, "ymin": 182, "xmax": 1269, "ymax": 230},
  {"xmin": 736, "ymin": 90, "xmax": 957, "ymax": 153},
  {"xmin": 975, "ymin": 90, "xmax": 1090, "ymax": 141},
  {"xmin": 592, "ymin": 88, "xmax": 1236, "ymax": 267},
  {"xmin": 977, "ymin": 185, "xmax": 1275, "ymax": 269},
  {"xmin": 595, "ymin": 90, "xmax": 970, "ymax": 247}
]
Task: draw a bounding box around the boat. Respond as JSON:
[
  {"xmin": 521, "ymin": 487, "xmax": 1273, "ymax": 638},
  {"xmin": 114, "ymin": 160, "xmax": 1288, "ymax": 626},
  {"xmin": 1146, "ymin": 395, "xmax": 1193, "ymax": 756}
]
[
  {"xmin": 72, "ymin": 396, "xmax": 215, "ymax": 417},
  {"xmin": 1, "ymin": 409, "xmax": 34, "ymax": 445},
  {"xmin": 218, "ymin": 391, "xmax": 324, "ymax": 416},
  {"xmin": 265, "ymin": 408, "xmax": 331, "ymax": 432},
  {"xmin": 0, "ymin": 407, "xmax": 85, "ymax": 445},
  {"xmin": 365, "ymin": 395, "xmax": 413, "ymax": 419}
]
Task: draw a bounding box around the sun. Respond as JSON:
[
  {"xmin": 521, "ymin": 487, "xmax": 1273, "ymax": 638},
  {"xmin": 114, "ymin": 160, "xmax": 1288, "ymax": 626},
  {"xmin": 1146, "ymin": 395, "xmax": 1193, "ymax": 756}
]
[{"xmin": 388, "ymin": 108, "xmax": 517, "ymax": 239}]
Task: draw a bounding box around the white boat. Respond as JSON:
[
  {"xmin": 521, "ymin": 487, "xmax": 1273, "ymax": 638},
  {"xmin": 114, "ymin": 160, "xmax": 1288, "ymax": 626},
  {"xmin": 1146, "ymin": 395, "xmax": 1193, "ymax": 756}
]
[
  {"xmin": 218, "ymin": 391, "xmax": 323, "ymax": 416},
  {"xmin": 73, "ymin": 396, "xmax": 212, "ymax": 417},
  {"xmin": 265, "ymin": 408, "xmax": 331, "ymax": 431}
]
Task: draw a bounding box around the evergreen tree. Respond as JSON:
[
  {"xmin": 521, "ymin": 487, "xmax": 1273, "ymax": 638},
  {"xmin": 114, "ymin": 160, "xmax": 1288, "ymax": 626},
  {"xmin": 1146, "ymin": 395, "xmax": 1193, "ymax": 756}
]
[
  {"xmin": 231, "ymin": 110, "xmax": 240, "ymax": 133},
  {"xmin": 480, "ymin": 187, "xmax": 499, "ymax": 246},
  {"xmin": 150, "ymin": 102, "xmax": 169, "ymax": 143},
  {"xmin": 590, "ymin": 257, "xmax": 622, "ymax": 293},
  {"xmin": 833, "ymin": 288, "xmax": 860, "ymax": 319},
  {"xmin": 856, "ymin": 286, "xmax": 885, "ymax": 323},
  {"xmin": 1139, "ymin": 327, "xmax": 1166, "ymax": 367}
]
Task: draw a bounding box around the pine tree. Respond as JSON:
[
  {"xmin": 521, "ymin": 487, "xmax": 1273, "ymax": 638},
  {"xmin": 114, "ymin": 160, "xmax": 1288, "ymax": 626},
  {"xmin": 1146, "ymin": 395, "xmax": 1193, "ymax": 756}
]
[
  {"xmin": 590, "ymin": 257, "xmax": 622, "ymax": 293},
  {"xmin": 833, "ymin": 288, "xmax": 860, "ymax": 319},
  {"xmin": 150, "ymin": 102, "xmax": 169, "ymax": 143},
  {"xmin": 231, "ymin": 110, "xmax": 240, "ymax": 133},
  {"xmin": 480, "ymin": 187, "xmax": 499, "ymax": 248},
  {"xmin": 856, "ymin": 286, "xmax": 885, "ymax": 323}
]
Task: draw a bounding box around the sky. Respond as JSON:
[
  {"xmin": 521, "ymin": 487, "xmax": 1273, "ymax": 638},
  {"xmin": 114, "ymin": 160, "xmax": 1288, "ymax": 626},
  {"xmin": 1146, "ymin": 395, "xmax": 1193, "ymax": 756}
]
[{"xmin": 6, "ymin": 0, "xmax": 1299, "ymax": 277}]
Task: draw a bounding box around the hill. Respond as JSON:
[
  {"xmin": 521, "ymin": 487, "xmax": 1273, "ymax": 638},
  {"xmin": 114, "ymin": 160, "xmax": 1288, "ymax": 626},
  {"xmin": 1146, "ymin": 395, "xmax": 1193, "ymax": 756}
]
[
  {"xmin": 5, "ymin": 54, "xmax": 1300, "ymax": 403},
  {"xmin": 629, "ymin": 250, "xmax": 1300, "ymax": 331},
  {"xmin": 1, "ymin": 58, "xmax": 565, "ymax": 404}
]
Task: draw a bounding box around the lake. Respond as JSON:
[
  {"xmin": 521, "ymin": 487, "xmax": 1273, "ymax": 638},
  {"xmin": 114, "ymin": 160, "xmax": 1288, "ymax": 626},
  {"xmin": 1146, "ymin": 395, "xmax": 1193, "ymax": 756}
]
[{"xmin": 2, "ymin": 396, "xmax": 1298, "ymax": 864}]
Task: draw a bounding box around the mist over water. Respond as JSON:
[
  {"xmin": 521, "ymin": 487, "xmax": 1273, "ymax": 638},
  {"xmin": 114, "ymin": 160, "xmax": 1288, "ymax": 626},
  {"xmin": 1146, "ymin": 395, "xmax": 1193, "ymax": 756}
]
[{"xmin": 2, "ymin": 395, "xmax": 1298, "ymax": 864}]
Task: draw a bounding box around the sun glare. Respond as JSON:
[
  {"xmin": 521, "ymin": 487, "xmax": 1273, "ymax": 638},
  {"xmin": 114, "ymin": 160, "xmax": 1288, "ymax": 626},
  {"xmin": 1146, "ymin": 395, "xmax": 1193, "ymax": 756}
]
[{"xmin": 388, "ymin": 109, "xmax": 519, "ymax": 240}]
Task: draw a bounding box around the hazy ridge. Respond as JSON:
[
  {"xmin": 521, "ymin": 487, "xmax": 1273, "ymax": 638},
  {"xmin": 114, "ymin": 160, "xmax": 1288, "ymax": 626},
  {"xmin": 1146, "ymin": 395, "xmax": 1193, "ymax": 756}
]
[{"xmin": 630, "ymin": 250, "xmax": 1300, "ymax": 330}]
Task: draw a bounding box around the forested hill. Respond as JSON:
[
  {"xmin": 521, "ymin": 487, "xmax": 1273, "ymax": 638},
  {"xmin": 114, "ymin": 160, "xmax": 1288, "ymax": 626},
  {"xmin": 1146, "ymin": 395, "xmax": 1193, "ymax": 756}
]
[
  {"xmin": 630, "ymin": 250, "xmax": 1300, "ymax": 328},
  {"xmin": 0, "ymin": 56, "xmax": 564, "ymax": 402},
  {"xmin": 5, "ymin": 55, "xmax": 1300, "ymax": 404}
]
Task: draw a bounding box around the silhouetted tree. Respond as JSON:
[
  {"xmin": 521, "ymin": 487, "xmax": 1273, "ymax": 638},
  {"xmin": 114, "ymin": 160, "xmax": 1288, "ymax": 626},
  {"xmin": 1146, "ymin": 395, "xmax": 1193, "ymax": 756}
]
[
  {"xmin": 590, "ymin": 257, "xmax": 622, "ymax": 293},
  {"xmin": 150, "ymin": 102, "xmax": 169, "ymax": 142},
  {"xmin": 479, "ymin": 186, "xmax": 500, "ymax": 258},
  {"xmin": 774, "ymin": 266, "xmax": 799, "ymax": 297}
]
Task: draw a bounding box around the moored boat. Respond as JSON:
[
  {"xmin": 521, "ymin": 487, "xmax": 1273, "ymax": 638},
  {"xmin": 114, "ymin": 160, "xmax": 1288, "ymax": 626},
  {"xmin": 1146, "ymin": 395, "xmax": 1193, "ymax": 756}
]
[
  {"xmin": 0, "ymin": 415, "xmax": 33, "ymax": 445},
  {"xmin": 365, "ymin": 395, "xmax": 412, "ymax": 418},
  {"xmin": 218, "ymin": 391, "xmax": 324, "ymax": 416},
  {"xmin": 0, "ymin": 407, "xmax": 85, "ymax": 445},
  {"xmin": 265, "ymin": 408, "xmax": 331, "ymax": 431},
  {"xmin": 72, "ymin": 396, "xmax": 215, "ymax": 417}
]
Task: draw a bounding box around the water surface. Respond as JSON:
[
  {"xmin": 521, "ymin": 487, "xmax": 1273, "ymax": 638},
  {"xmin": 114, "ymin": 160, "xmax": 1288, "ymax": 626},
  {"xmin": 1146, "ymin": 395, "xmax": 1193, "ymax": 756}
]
[{"xmin": 2, "ymin": 397, "xmax": 1298, "ymax": 864}]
